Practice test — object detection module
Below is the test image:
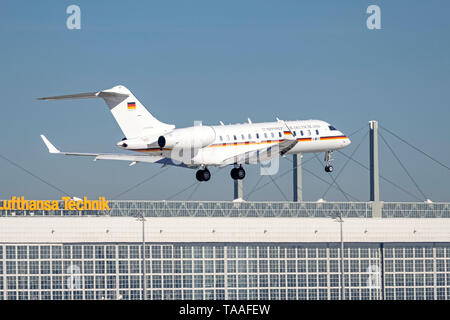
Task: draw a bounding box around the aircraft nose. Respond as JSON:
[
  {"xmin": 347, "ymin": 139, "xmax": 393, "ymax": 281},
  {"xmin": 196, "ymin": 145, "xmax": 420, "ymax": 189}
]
[{"xmin": 346, "ymin": 137, "xmax": 351, "ymax": 145}]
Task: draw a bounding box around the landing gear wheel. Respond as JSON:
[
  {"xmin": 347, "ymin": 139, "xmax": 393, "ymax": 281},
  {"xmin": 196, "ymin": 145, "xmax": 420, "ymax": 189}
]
[
  {"xmin": 230, "ymin": 168, "xmax": 238, "ymax": 180},
  {"xmin": 196, "ymin": 169, "xmax": 211, "ymax": 182},
  {"xmin": 196, "ymin": 170, "xmax": 204, "ymax": 181},
  {"xmin": 230, "ymin": 167, "xmax": 246, "ymax": 180},
  {"xmin": 237, "ymin": 167, "xmax": 245, "ymax": 179},
  {"xmin": 325, "ymin": 165, "xmax": 333, "ymax": 173},
  {"xmin": 202, "ymin": 169, "xmax": 211, "ymax": 181}
]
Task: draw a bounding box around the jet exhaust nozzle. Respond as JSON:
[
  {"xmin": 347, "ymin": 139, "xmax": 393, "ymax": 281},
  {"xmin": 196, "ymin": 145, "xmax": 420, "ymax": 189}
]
[
  {"xmin": 116, "ymin": 138, "xmax": 147, "ymax": 150},
  {"xmin": 158, "ymin": 136, "xmax": 166, "ymax": 149}
]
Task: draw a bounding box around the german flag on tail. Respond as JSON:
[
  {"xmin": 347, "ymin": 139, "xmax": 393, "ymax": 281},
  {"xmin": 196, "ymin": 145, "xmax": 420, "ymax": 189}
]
[{"xmin": 127, "ymin": 102, "xmax": 136, "ymax": 110}]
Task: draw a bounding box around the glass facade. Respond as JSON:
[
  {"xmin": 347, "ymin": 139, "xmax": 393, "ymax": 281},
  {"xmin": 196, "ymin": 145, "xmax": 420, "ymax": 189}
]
[
  {"xmin": 383, "ymin": 245, "xmax": 450, "ymax": 300},
  {"xmin": 1, "ymin": 243, "xmax": 449, "ymax": 300}
]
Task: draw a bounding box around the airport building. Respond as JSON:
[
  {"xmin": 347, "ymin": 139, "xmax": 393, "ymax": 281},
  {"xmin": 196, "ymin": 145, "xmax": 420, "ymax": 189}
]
[{"xmin": 1, "ymin": 200, "xmax": 450, "ymax": 300}]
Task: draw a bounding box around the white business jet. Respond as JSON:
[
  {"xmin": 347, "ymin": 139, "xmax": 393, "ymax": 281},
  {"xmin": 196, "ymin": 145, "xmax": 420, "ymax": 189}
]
[{"xmin": 39, "ymin": 85, "xmax": 351, "ymax": 182}]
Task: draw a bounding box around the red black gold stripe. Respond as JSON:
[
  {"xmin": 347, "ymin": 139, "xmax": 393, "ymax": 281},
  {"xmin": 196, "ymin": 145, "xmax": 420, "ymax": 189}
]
[
  {"xmin": 127, "ymin": 102, "xmax": 136, "ymax": 110},
  {"xmin": 320, "ymin": 135, "xmax": 347, "ymax": 141},
  {"xmin": 129, "ymin": 135, "xmax": 348, "ymax": 153}
]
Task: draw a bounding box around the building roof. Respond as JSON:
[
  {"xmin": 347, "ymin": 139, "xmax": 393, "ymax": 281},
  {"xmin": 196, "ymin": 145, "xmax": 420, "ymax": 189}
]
[{"xmin": 0, "ymin": 217, "xmax": 449, "ymax": 243}]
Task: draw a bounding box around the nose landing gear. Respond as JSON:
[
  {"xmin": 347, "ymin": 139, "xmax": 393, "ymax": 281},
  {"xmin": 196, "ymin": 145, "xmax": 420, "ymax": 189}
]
[
  {"xmin": 196, "ymin": 168, "xmax": 211, "ymax": 182},
  {"xmin": 324, "ymin": 151, "xmax": 334, "ymax": 173},
  {"xmin": 230, "ymin": 166, "xmax": 246, "ymax": 180}
]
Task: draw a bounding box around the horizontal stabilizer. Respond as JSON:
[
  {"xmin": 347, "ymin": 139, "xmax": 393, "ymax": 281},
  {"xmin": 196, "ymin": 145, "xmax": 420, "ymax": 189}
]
[{"xmin": 37, "ymin": 91, "xmax": 129, "ymax": 101}]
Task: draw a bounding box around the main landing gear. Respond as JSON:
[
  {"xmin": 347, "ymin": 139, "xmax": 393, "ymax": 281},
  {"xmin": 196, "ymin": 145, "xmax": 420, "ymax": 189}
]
[
  {"xmin": 324, "ymin": 151, "xmax": 334, "ymax": 173},
  {"xmin": 230, "ymin": 166, "xmax": 246, "ymax": 180},
  {"xmin": 196, "ymin": 168, "xmax": 211, "ymax": 182},
  {"xmin": 196, "ymin": 166, "xmax": 246, "ymax": 182}
]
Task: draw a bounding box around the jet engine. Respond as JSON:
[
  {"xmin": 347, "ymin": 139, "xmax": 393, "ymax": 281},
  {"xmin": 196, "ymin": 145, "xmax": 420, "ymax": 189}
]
[{"xmin": 158, "ymin": 126, "xmax": 216, "ymax": 149}]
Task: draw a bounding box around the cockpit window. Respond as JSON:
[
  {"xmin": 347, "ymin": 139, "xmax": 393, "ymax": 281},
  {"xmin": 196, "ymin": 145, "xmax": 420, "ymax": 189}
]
[{"xmin": 329, "ymin": 126, "xmax": 337, "ymax": 131}]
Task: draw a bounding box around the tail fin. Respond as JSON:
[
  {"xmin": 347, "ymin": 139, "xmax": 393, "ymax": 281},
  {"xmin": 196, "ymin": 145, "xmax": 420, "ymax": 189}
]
[{"xmin": 38, "ymin": 85, "xmax": 175, "ymax": 139}]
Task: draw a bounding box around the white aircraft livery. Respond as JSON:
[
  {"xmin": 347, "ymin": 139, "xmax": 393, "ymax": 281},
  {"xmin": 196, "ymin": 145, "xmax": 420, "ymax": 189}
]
[{"xmin": 39, "ymin": 85, "xmax": 351, "ymax": 182}]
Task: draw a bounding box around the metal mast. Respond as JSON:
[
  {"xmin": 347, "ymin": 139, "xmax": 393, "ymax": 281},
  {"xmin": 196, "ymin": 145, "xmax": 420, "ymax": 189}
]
[{"xmin": 293, "ymin": 154, "xmax": 302, "ymax": 202}]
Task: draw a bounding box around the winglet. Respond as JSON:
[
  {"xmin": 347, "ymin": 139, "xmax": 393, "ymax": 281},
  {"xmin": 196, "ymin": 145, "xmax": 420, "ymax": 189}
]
[{"xmin": 40, "ymin": 135, "xmax": 61, "ymax": 154}]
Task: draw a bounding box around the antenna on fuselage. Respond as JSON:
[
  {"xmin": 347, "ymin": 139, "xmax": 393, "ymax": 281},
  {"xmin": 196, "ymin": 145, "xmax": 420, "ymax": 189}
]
[
  {"xmin": 219, "ymin": 121, "xmax": 224, "ymax": 126},
  {"xmin": 248, "ymin": 118, "xmax": 252, "ymax": 124}
]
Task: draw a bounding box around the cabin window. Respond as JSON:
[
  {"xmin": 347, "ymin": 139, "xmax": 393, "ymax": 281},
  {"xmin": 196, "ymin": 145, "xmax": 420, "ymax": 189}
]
[
  {"xmin": 329, "ymin": 126, "xmax": 337, "ymax": 131},
  {"xmin": 316, "ymin": 130, "xmax": 319, "ymax": 135},
  {"xmin": 293, "ymin": 131, "xmax": 297, "ymax": 137},
  {"xmin": 226, "ymin": 135, "xmax": 230, "ymax": 141},
  {"xmin": 271, "ymin": 132, "xmax": 274, "ymax": 138},
  {"xmin": 264, "ymin": 133, "xmax": 268, "ymax": 139},
  {"xmin": 278, "ymin": 132, "xmax": 282, "ymax": 137},
  {"xmin": 256, "ymin": 133, "xmax": 259, "ymax": 139},
  {"xmin": 300, "ymin": 130, "xmax": 304, "ymax": 136},
  {"xmin": 248, "ymin": 133, "xmax": 252, "ymax": 139},
  {"xmin": 307, "ymin": 130, "xmax": 311, "ymax": 135},
  {"xmin": 241, "ymin": 134, "xmax": 245, "ymax": 140},
  {"xmin": 233, "ymin": 135, "xmax": 237, "ymax": 141},
  {"xmin": 219, "ymin": 136, "xmax": 223, "ymax": 141}
]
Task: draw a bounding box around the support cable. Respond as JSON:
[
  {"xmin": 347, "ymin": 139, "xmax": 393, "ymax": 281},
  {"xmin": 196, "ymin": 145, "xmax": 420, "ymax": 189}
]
[
  {"xmin": 244, "ymin": 167, "xmax": 293, "ymax": 199},
  {"xmin": 246, "ymin": 156, "xmax": 359, "ymax": 201},
  {"xmin": 379, "ymin": 132, "xmax": 427, "ymax": 200},
  {"xmin": 380, "ymin": 125, "xmax": 450, "ymax": 171},
  {"xmin": 322, "ymin": 131, "xmax": 369, "ymax": 199},
  {"xmin": 245, "ymin": 154, "xmax": 316, "ymax": 199},
  {"xmin": 284, "ymin": 155, "xmax": 360, "ymax": 201},
  {"xmin": 347, "ymin": 124, "xmax": 367, "ymax": 138},
  {"xmin": 0, "ymin": 153, "xmax": 71, "ymax": 197},
  {"xmin": 111, "ymin": 167, "xmax": 169, "ymax": 199},
  {"xmin": 303, "ymin": 165, "xmax": 360, "ymax": 201},
  {"xmin": 313, "ymin": 154, "xmax": 350, "ymax": 201},
  {"xmin": 283, "ymin": 154, "xmax": 316, "ymax": 166},
  {"xmin": 246, "ymin": 174, "xmax": 265, "ymax": 201},
  {"xmin": 336, "ymin": 150, "xmax": 422, "ymax": 201},
  {"xmin": 166, "ymin": 181, "xmax": 199, "ymax": 200},
  {"xmin": 261, "ymin": 166, "xmax": 289, "ymax": 201},
  {"xmin": 187, "ymin": 182, "xmax": 201, "ymax": 200}
]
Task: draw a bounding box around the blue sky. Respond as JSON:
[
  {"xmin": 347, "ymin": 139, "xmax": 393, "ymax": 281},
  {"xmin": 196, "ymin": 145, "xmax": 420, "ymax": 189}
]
[{"xmin": 0, "ymin": 0, "xmax": 449, "ymax": 202}]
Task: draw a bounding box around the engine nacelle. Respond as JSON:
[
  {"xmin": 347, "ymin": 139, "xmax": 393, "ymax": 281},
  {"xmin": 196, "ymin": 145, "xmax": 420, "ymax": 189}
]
[{"xmin": 158, "ymin": 126, "xmax": 216, "ymax": 149}]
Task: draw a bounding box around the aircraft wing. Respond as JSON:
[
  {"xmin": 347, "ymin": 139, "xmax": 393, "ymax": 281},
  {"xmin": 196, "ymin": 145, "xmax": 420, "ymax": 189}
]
[
  {"xmin": 40, "ymin": 135, "xmax": 191, "ymax": 168},
  {"xmin": 219, "ymin": 120, "xmax": 298, "ymax": 166},
  {"xmin": 219, "ymin": 139, "xmax": 298, "ymax": 166}
]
